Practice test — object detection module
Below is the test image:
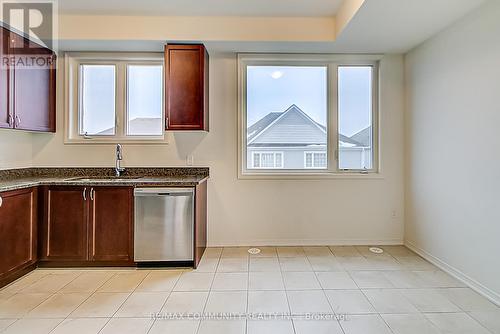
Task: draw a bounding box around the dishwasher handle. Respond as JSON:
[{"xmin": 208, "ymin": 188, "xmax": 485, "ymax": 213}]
[
  {"xmin": 156, "ymin": 192, "xmax": 192, "ymax": 196},
  {"xmin": 134, "ymin": 188, "xmax": 194, "ymax": 197}
]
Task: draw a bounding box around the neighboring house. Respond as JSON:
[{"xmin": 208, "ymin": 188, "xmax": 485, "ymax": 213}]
[
  {"xmin": 247, "ymin": 105, "xmax": 371, "ymax": 169},
  {"xmin": 96, "ymin": 117, "xmax": 162, "ymax": 136},
  {"xmin": 343, "ymin": 126, "xmax": 372, "ymax": 170}
]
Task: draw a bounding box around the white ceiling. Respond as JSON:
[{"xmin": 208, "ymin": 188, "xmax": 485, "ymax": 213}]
[
  {"xmin": 57, "ymin": 0, "xmax": 487, "ymax": 54},
  {"xmin": 333, "ymin": 0, "xmax": 487, "ymax": 53},
  {"xmin": 58, "ymin": 0, "xmax": 345, "ymax": 17}
]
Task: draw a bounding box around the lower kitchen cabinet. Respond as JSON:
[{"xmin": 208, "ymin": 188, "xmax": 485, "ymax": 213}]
[
  {"xmin": 41, "ymin": 186, "xmax": 88, "ymax": 261},
  {"xmin": 0, "ymin": 179, "xmax": 207, "ymax": 288},
  {"xmin": 40, "ymin": 186, "xmax": 133, "ymax": 265},
  {"xmin": 0, "ymin": 188, "xmax": 37, "ymax": 286},
  {"xmin": 90, "ymin": 187, "xmax": 133, "ymax": 262}
]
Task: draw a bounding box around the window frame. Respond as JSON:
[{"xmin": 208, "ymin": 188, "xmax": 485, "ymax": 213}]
[
  {"xmin": 65, "ymin": 52, "xmax": 166, "ymax": 144},
  {"xmin": 238, "ymin": 53, "xmax": 380, "ymax": 179}
]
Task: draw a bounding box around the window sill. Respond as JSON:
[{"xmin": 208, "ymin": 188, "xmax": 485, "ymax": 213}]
[
  {"xmin": 238, "ymin": 171, "xmax": 384, "ymax": 180},
  {"xmin": 63, "ymin": 137, "xmax": 169, "ymax": 145}
]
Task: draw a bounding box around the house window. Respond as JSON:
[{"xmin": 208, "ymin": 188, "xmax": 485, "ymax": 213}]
[
  {"xmin": 66, "ymin": 53, "xmax": 164, "ymax": 143},
  {"xmin": 252, "ymin": 152, "xmax": 283, "ymax": 168},
  {"xmin": 238, "ymin": 54, "xmax": 379, "ymax": 177},
  {"xmin": 305, "ymin": 152, "xmax": 327, "ymax": 169}
]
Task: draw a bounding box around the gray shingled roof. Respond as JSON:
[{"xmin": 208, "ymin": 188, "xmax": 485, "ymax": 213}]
[
  {"xmin": 315, "ymin": 122, "xmax": 363, "ymax": 146},
  {"xmin": 350, "ymin": 126, "xmax": 372, "ymax": 147},
  {"xmin": 247, "ymin": 112, "xmax": 282, "ymax": 142},
  {"xmin": 248, "ymin": 105, "xmax": 326, "ymax": 146},
  {"xmin": 247, "ymin": 105, "xmax": 365, "ymax": 147}
]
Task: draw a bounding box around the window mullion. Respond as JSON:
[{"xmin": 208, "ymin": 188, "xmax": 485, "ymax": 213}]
[
  {"xmin": 328, "ymin": 63, "xmax": 339, "ymax": 173},
  {"xmin": 115, "ymin": 61, "xmax": 125, "ymax": 138}
]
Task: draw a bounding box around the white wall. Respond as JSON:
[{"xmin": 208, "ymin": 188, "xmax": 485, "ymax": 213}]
[
  {"xmin": 405, "ymin": 0, "xmax": 500, "ymax": 302},
  {"xmin": 26, "ymin": 53, "xmax": 405, "ymax": 247},
  {"xmin": 0, "ymin": 129, "xmax": 33, "ymax": 169}
]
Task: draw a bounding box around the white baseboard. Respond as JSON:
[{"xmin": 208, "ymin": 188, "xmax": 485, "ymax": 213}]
[
  {"xmin": 405, "ymin": 241, "xmax": 500, "ymax": 307},
  {"xmin": 208, "ymin": 238, "xmax": 403, "ymax": 247}
]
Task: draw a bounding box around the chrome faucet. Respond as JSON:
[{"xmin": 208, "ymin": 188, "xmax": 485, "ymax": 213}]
[{"xmin": 115, "ymin": 144, "xmax": 126, "ymax": 177}]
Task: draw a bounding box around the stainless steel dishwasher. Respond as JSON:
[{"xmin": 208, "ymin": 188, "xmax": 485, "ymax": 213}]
[{"xmin": 134, "ymin": 188, "xmax": 194, "ymax": 262}]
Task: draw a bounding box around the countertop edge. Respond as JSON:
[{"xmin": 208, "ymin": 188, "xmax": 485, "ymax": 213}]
[{"xmin": 0, "ymin": 176, "xmax": 210, "ymax": 193}]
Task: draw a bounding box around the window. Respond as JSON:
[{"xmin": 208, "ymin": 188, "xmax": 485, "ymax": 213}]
[
  {"xmin": 338, "ymin": 66, "xmax": 373, "ymax": 170},
  {"xmin": 126, "ymin": 65, "xmax": 163, "ymax": 136},
  {"xmin": 245, "ymin": 65, "xmax": 327, "ymax": 171},
  {"xmin": 252, "ymin": 152, "xmax": 283, "ymax": 169},
  {"xmin": 238, "ymin": 54, "xmax": 378, "ymax": 177},
  {"xmin": 79, "ymin": 65, "xmax": 116, "ymax": 136},
  {"xmin": 66, "ymin": 53, "xmax": 164, "ymax": 143},
  {"xmin": 305, "ymin": 152, "xmax": 327, "ymax": 169}
]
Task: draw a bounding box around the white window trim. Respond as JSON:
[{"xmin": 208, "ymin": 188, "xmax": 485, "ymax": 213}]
[
  {"xmin": 237, "ymin": 53, "xmax": 380, "ymax": 179},
  {"xmin": 64, "ymin": 52, "xmax": 167, "ymax": 144},
  {"xmin": 251, "ymin": 151, "xmax": 284, "ymax": 169},
  {"xmin": 304, "ymin": 151, "xmax": 327, "ymax": 169}
]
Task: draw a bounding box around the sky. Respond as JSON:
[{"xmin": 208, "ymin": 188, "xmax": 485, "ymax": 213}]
[{"xmin": 247, "ymin": 65, "xmax": 372, "ymax": 137}]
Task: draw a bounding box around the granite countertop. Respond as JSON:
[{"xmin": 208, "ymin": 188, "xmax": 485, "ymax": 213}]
[{"xmin": 0, "ymin": 167, "xmax": 209, "ymax": 192}]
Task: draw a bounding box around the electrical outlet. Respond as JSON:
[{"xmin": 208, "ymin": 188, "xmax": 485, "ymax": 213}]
[{"xmin": 186, "ymin": 155, "xmax": 194, "ymax": 166}]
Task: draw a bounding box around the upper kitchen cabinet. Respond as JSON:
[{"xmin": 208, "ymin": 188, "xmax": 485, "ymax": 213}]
[
  {"xmin": 0, "ymin": 27, "xmax": 10, "ymax": 128},
  {"xmin": 0, "ymin": 26, "xmax": 56, "ymax": 132},
  {"xmin": 13, "ymin": 41, "xmax": 56, "ymax": 132},
  {"xmin": 165, "ymin": 44, "xmax": 209, "ymax": 131}
]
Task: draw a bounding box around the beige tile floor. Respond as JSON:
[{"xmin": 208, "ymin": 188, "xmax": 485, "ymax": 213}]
[{"xmin": 0, "ymin": 246, "xmax": 498, "ymax": 333}]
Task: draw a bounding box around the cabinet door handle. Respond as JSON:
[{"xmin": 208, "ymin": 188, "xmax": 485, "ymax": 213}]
[
  {"xmin": 8, "ymin": 115, "xmax": 13, "ymax": 127},
  {"xmin": 15, "ymin": 115, "xmax": 20, "ymax": 127},
  {"xmin": 90, "ymin": 188, "xmax": 94, "ymax": 201},
  {"xmin": 0, "ymin": 195, "xmax": 3, "ymax": 207},
  {"xmin": 83, "ymin": 187, "xmax": 87, "ymax": 201},
  {"xmin": 166, "ymin": 117, "xmax": 169, "ymax": 129}
]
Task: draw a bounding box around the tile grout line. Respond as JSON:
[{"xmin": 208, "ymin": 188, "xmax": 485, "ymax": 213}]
[
  {"xmin": 278, "ymin": 248, "xmax": 296, "ymax": 334},
  {"xmin": 342, "ymin": 266, "xmax": 386, "ymax": 333},
  {"xmin": 17, "ymin": 270, "xmax": 85, "ymax": 328},
  {"xmin": 95, "ymin": 269, "xmax": 152, "ymax": 334},
  {"xmin": 245, "ymin": 249, "xmax": 252, "ymax": 334},
  {"xmin": 48, "ymin": 270, "xmax": 120, "ymax": 333},
  {"xmin": 305, "ymin": 250, "xmax": 348, "ymax": 334},
  {"xmin": 3, "ymin": 270, "xmax": 89, "ymax": 333},
  {"xmin": 145, "ymin": 269, "xmax": 183, "ymax": 334},
  {"xmin": 194, "ymin": 248, "xmax": 222, "ymax": 334}
]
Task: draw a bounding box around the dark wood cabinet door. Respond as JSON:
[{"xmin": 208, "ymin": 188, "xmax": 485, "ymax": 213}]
[
  {"xmin": 0, "ymin": 27, "xmax": 56, "ymax": 132},
  {"xmin": 0, "ymin": 27, "xmax": 12, "ymax": 129},
  {"xmin": 42, "ymin": 187, "xmax": 88, "ymax": 261},
  {"xmin": 0, "ymin": 188, "xmax": 37, "ymax": 284},
  {"xmin": 13, "ymin": 50, "xmax": 56, "ymax": 132},
  {"xmin": 165, "ymin": 44, "xmax": 209, "ymax": 131},
  {"xmin": 89, "ymin": 187, "xmax": 133, "ymax": 262}
]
